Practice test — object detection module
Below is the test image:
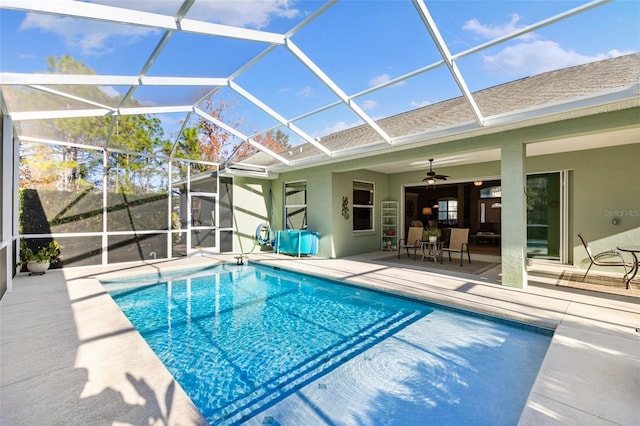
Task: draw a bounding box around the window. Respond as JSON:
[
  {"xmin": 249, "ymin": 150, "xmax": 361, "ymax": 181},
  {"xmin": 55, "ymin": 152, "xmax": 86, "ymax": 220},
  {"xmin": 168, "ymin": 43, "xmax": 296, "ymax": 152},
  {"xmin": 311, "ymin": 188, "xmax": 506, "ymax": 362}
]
[
  {"xmin": 480, "ymin": 186, "xmax": 502, "ymax": 198},
  {"xmin": 437, "ymin": 199, "xmax": 458, "ymax": 225},
  {"xmin": 284, "ymin": 181, "xmax": 307, "ymax": 229},
  {"xmin": 353, "ymin": 181, "xmax": 374, "ymax": 231},
  {"xmin": 479, "ymin": 186, "xmax": 501, "ymax": 224}
]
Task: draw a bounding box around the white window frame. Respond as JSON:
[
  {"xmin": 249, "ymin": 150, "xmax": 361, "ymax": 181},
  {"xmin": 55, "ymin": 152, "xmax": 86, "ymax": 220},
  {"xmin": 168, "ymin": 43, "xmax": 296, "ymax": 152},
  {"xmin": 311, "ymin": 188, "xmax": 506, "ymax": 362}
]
[
  {"xmin": 437, "ymin": 198, "xmax": 458, "ymax": 225},
  {"xmin": 352, "ymin": 180, "xmax": 374, "ymax": 232},
  {"xmin": 284, "ymin": 180, "xmax": 307, "ymax": 230}
]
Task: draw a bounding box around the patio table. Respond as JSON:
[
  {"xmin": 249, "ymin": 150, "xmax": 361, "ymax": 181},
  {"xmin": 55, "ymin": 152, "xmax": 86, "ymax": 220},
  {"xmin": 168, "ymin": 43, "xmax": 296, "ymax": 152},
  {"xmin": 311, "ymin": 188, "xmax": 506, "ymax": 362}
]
[
  {"xmin": 420, "ymin": 240, "xmax": 443, "ymax": 263},
  {"xmin": 617, "ymin": 245, "xmax": 640, "ymax": 289}
]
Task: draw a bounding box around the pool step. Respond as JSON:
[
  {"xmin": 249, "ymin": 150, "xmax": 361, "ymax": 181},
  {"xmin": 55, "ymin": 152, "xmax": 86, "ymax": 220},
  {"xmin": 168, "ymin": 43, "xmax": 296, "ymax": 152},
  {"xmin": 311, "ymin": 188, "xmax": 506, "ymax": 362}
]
[{"xmin": 216, "ymin": 309, "xmax": 427, "ymax": 424}]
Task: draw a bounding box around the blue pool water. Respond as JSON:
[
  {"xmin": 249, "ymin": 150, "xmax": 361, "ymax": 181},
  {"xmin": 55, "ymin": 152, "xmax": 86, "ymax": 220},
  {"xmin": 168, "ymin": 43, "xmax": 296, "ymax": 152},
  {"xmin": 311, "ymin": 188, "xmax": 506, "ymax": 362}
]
[{"xmin": 102, "ymin": 263, "xmax": 552, "ymax": 425}]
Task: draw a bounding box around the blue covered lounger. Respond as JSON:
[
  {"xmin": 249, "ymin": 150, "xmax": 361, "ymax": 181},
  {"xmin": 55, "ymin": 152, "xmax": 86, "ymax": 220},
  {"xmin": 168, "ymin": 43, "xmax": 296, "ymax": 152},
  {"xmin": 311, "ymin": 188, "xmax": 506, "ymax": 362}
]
[{"xmin": 275, "ymin": 230, "xmax": 319, "ymax": 256}]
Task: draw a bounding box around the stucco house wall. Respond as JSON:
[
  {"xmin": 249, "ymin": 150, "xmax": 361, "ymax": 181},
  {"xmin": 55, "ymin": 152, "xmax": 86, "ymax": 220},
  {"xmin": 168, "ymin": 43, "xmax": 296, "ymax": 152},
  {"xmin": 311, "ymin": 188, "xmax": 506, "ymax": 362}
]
[
  {"xmin": 330, "ymin": 169, "xmax": 390, "ymax": 258},
  {"xmin": 229, "ymin": 177, "xmax": 273, "ymax": 255},
  {"xmin": 232, "ymin": 141, "xmax": 638, "ymax": 274},
  {"xmin": 528, "ymin": 143, "xmax": 640, "ymax": 270},
  {"xmin": 230, "ymin": 103, "xmax": 638, "ymax": 275},
  {"xmin": 236, "ymin": 166, "xmax": 391, "ymax": 259}
]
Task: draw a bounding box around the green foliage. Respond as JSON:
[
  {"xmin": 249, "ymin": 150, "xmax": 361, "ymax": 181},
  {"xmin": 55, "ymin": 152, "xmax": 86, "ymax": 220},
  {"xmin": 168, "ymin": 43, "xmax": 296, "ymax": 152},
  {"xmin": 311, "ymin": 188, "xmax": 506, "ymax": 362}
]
[
  {"xmin": 19, "ymin": 188, "xmax": 169, "ymax": 235},
  {"xmin": 20, "ymin": 188, "xmax": 104, "ymax": 234},
  {"xmin": 19, "ymin": 239, "xmax": 60, "ymax": 267},
  {"xmin": 18, "ymin": 189, "xmax": 24, "ymax": 234},
  {"xmin": 20, "ymin": 55, "xmax": 171, "ymax": 195},
  {"xmin": 424, "ymin": 227, "xmax": 441, "ymax": 239}
]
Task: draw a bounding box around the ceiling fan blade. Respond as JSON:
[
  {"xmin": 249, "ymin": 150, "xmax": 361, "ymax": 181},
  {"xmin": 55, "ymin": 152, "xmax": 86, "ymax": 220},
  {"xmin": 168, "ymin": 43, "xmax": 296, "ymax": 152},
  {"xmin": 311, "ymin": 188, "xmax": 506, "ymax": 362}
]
[{"xmin": 423, "ymin": 159, "xmax": 451, "ymax": 182}]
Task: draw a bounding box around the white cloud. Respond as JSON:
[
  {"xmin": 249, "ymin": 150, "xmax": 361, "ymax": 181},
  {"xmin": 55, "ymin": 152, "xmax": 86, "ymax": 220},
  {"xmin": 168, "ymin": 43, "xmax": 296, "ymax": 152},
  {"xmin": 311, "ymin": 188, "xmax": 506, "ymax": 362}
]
[
  {"xmin": 99, "ymin": 85, "xmax": 120, "ymax": 98},
  {"xmin": 369, "ymin": 73, "xmax": 405, "ymax": 88},
  {"xmin": 463, "ymin": 14, "xmax": 631, "ymax": 76},
  {"xmin": 297, "ymin": 86, "xmax": 313, "ymax": 97},
  {"xmin": 189, "ymin": 0, "xmax": 299, "ymax": 29},
  {"xmin": 18, "ymin": 1, "xmax": 299, "ymax": 55},
  {"xmin": 361, "ymin": 99, "xmax": 378, "ymax": 110},
  {"xmin": 410, "ymin": 100, "xmax": 430, "ymax": 108},
  {"xmin": 463, "ymin": 13, "xmax": 534, "ymax": 41},
  {"xmin": 92, "ymin": 0, "xmax": 299, "ymax": 29},
  {"xmin": 369, "ymin": 73, "xmax": 391, "ymax": 87},
  {"xmin": 482, "ymin": 40, "xmax": 631, "ymax": 76},
  {"xmin": 20, "ymin": 13, "xmax": 157, "ymax": 55},
  {"xmin": 315, "ymin": 119, "xmax": 363, "ymax": 137}
]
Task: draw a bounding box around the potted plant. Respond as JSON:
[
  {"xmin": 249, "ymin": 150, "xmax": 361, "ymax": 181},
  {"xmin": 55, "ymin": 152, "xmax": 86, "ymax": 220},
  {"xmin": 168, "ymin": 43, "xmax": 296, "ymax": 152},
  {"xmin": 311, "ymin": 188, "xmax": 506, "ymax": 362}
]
[
  {"xmin": 18, "ymin": 239, "xmax": 60, "ymax": 275},
  {"xmin": 424, "ymin": 227, "xmax": 441, "ymax": 243}
]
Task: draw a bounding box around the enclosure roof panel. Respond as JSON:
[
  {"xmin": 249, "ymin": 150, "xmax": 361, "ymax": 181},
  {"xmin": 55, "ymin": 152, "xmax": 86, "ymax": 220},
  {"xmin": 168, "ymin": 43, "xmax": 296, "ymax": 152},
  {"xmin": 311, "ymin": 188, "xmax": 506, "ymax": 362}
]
[{"xmin": 1, "ymin": 1, "xmax": 638, "ymax": 170}]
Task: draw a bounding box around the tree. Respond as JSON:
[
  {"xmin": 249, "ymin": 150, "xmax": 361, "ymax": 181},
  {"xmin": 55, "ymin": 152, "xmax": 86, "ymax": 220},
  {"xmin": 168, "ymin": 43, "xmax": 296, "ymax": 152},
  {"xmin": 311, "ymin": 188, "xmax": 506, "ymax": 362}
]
[
  {"xmin": 19, "ymin": 55, "xmax": 169, "ymax": 194},
  {"xmin": 108, "ymin": 115, "xmax": 167, "ymax": 193},
  {"xmin": 174, "ymin": 92, "xmax": 291, "ymax": 164},
  {"xmin": 235, "ymin": 129, "xmax": 291, "ymax": 160}
]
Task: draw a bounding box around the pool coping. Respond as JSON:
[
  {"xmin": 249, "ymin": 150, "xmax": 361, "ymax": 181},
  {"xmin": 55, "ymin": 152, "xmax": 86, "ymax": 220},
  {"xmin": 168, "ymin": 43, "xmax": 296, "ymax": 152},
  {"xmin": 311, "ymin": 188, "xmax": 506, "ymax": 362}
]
[{"xmin": 2, "ymin": 253, "xmax": 638, "ymax": 425}]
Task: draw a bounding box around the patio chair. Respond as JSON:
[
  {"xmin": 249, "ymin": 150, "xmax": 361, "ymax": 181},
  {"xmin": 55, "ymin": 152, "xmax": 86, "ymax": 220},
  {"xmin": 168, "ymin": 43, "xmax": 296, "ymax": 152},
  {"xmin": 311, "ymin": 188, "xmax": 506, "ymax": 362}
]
[
  {"xmin": 577, "ymin": 233, "xmax": 631, "ymax": 282},
  {"xmin": 440, "ymin": 228, "xmax": 471, "ymax": 266},
  {"xmin": 398, "ymin": 227, "xmax": 424, "ymax": 260}
]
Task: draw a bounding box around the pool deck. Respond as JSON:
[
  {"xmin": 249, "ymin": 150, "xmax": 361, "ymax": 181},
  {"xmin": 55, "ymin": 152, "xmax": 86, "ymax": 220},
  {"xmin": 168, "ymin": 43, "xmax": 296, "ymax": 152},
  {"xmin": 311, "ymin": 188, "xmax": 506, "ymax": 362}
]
[{"xmin": 1, "ymin": 252, "xmax": 638, "ymax": 425}]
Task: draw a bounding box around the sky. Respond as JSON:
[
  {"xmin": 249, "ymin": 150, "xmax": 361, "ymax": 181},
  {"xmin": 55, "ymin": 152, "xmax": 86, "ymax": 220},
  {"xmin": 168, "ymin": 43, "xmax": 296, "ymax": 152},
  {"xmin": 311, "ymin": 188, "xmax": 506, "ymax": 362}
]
[{"xmin": 1, "ymin": 0, "xmax": 639, "ymax": 151}]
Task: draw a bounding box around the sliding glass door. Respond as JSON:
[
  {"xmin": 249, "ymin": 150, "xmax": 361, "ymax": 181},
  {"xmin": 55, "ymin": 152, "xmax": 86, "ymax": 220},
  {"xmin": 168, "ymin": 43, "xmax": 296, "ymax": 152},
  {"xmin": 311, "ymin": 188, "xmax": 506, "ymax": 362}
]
[{"xmin": 527, "ymin": 172, "xmax": 568, "ymax": 261}]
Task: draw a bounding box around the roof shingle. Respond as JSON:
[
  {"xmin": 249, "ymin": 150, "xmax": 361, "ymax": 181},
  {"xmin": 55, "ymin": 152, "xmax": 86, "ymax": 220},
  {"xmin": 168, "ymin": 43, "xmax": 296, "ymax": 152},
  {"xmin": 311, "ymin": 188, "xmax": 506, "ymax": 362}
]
[{"xmin": 246, "ymin": 53, "xmax": 640, "ymax": 167}]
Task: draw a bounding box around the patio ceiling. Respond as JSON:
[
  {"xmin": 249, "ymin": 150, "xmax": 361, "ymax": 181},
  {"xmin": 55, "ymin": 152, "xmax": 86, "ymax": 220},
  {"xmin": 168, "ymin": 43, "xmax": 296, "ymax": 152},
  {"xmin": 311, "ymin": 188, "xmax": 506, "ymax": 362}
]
[{"xmin": 1, "ymin": 0, "xmax": 638, "ymax": 174}]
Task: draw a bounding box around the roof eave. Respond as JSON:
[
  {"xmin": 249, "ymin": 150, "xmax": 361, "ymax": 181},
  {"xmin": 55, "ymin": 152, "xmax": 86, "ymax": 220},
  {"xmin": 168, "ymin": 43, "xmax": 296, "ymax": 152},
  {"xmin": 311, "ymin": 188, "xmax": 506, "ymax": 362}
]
[{"xmin": 261, "ymin": 84, "xmax": 640, "ymax": 174}]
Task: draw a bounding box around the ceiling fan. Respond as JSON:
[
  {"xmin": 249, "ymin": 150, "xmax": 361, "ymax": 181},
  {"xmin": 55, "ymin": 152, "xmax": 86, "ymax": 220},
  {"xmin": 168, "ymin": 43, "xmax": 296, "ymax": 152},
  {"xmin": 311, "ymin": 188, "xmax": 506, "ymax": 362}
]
[{"xmin": 422, "ymin": 159, "xmax": 449, "ymax": 185}]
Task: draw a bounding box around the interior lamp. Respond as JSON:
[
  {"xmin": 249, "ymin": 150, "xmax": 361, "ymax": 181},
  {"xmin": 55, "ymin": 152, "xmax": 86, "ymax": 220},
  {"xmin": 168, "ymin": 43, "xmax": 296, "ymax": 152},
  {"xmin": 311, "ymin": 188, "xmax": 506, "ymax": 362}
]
[
  {"xmin": 474, "ymin": 180, "xmax": 483, "ymax": 186},
  {"xmin": 426, "ymin": 177, "xmax": 435, "ymax": 185},
  {"xmin": 422, "ymin": 207, "xmax": 432, "ymax": 216}
]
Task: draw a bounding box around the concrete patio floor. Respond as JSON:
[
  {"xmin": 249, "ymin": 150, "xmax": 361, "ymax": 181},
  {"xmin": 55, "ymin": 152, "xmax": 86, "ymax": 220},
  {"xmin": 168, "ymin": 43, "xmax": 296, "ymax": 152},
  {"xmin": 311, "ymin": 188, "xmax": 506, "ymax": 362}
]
[{"xmin": 1, "ymin": 252, "xmax": 638, "ymax": 425}]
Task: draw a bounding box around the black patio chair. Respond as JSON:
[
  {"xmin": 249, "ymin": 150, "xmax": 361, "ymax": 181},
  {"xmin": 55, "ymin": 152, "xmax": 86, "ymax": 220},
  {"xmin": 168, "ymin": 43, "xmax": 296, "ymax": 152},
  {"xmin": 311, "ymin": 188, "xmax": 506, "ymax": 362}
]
[{"xmin": 577, "ymin": 233, "xmax": 631, "ymax": 282}]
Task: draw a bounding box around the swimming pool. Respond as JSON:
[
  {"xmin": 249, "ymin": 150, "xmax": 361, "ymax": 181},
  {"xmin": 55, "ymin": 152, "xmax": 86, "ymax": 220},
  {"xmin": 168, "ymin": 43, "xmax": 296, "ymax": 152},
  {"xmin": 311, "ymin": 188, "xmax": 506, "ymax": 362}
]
[{"xmin": 103, "ymin": 263, "xmax": 552, "ymax": 425}]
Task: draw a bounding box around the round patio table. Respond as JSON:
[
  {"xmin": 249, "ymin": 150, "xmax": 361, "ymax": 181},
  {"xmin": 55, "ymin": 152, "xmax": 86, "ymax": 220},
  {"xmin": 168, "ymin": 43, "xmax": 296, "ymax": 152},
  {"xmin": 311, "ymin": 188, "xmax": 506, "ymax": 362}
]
[
  {"xmin": 420, "ymin": 240, "xmax": 443, "ymax": 263},
  {"xmin": 617, "ymin": 245, "xmax": 640, "ymax": 289}
]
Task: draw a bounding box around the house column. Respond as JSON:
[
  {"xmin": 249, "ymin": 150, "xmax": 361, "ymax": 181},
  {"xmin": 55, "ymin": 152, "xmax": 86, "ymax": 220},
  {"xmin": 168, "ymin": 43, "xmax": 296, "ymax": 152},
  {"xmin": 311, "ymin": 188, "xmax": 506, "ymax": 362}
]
[{"xmin": 501, "ymin": 142, "xmax": 527, "ymax": 288}]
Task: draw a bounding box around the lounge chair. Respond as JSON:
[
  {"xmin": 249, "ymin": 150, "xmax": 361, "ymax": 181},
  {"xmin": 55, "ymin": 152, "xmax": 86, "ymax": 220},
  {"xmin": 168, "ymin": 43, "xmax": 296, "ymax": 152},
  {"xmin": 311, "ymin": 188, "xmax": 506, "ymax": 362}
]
[
  {"xmin": 577, "ymin": 233, "xmax": 631, "ymax": 282},
  {"xmin": 440, "ymin": 228, "xmax": 470, "ymax": 266},
  {"xmin": 398, "ymin": 226, "xmax": 423, "ymax": 260}
]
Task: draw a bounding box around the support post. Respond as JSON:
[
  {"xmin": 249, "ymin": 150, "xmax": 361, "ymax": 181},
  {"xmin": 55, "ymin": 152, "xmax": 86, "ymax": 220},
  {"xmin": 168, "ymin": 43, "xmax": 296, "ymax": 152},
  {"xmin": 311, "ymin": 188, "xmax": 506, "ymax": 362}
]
[{"xmin": 501, "ymin": 143, "xmax": 528, "ymax": 288}]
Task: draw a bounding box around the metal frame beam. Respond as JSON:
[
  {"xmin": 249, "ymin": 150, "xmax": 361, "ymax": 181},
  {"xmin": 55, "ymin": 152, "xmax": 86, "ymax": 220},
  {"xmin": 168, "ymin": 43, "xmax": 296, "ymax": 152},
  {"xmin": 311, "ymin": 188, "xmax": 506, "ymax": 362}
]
[
  {"xmin": 0, "ymin": 0, "xmax": 284, "ymax": 44},
  {"xmin": 412, "ymin": 0, "xmax": 484, "ymax": 127},
  {"xmin": 194, "ymin": 107, "xmax": 290, "ymax": 166},
  {"xmin": 229, "ymin": 81, "xmax": 333, "ymax": 157},
  {"xmin": 0, "ymin": 73, "xmax": 228, "ymax": 87},
  {"xmin": 0, "ymin": 0, "xmax": 626, "ymax": 174},
  {"xmin": 285, "ymin": 39, "xmax": 393, "ymax": 144}
]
